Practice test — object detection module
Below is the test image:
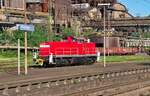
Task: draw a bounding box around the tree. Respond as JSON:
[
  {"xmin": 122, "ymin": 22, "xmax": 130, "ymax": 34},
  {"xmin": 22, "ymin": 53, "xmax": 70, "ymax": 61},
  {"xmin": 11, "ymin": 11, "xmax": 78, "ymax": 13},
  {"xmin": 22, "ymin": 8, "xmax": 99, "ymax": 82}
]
[
  {"xmin": 60, "ymin": 26, "xmax": 76, "ymax": 39},
  {"xmin": 0, "ymin": 24, "xmax": 48, "ymax": 47}
]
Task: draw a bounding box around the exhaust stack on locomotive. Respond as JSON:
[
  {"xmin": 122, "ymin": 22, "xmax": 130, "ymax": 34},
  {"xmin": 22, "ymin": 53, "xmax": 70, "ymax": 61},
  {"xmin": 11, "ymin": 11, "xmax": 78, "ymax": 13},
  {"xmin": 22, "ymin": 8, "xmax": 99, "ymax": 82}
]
[{"xmin": 35, "ymin": 36, "xmax": 97, "ymax": 67}]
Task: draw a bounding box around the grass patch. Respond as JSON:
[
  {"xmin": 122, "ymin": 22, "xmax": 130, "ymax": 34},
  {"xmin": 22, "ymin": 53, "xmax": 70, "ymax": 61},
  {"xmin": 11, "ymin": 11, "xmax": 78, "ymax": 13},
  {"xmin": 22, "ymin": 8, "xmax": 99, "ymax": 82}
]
[
  {"xmin": 0, "ymin": 50, "xmax": 18, "ymax": 61},
  {"xmin": 0, "ymin": 56, "xmax": 17, "ymax": 61},
  {"xmin": 1, "ymin": 50, "xmax": 150, "ymax": 70},
  {"xmin": 0, "ymin": 50, "xmax": 34, "ymax": 70},
  {"xmin": 99, "ymin": 55, "xmax": 150, "ymax": 63}
]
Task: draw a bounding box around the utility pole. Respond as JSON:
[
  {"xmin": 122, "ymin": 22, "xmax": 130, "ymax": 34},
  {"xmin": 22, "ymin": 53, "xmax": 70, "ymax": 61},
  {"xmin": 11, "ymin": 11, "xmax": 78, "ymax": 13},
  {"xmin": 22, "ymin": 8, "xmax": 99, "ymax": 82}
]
[
  {"xmin": 107, "ymin": 6, "xmax": 111, "ymax": 56},
  {"xmin": 24, "ymin": 0, "xmax": 28, "ymax": 75},
  {"xmin": 98, "ymin": 3, "xmax": 110, "ymax": 67},
  {"xmin": 18, "ymin": 39, "xmax": 20, "ymax": 75},
  {"xmin": 48, "ymin": 0, "xmax": 52, "ymax": 41},
  {"xmin": 103, "ymin": 6, "xmax": 106, "ymax": 67}
]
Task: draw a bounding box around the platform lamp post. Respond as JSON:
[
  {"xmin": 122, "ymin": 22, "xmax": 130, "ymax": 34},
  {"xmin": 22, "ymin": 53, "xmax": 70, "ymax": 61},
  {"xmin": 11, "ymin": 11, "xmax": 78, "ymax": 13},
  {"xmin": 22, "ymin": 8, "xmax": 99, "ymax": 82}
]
[{"xmin": 98, "ymin": 3, "xmax": 110, "ymax": 67}]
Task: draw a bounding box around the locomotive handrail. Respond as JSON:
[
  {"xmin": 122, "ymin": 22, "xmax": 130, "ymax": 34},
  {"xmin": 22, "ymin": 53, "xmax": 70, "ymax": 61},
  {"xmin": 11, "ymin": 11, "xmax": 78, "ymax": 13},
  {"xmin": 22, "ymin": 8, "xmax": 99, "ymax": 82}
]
[
  {"xmin": 55, "ymin": 48, "xmax": 79, "ymax": 55},
  {"xmin": 55, "ymin": 48, "xmax": 96, "ymax": 55},
  {"xmin": 85, "ymin": 48, "xmax": 96, "ymax": 54}
]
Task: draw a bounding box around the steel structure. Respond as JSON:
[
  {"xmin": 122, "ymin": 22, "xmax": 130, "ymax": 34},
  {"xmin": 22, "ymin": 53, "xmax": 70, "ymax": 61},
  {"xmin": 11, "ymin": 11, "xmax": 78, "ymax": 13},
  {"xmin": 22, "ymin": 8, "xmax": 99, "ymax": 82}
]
[
  {"xmin": 82, "ymin": 18, "xmax": 150, "ymax": 34},
  {"xmin": 0, "ymin": 0, "xmax": 149, "ymax": 38}
]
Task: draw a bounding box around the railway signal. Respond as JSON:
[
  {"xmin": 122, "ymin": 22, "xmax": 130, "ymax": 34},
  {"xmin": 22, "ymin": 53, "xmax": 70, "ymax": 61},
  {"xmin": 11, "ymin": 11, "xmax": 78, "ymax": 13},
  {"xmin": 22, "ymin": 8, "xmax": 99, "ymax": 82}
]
[
  {"xmin": 16, "ymin": 0, "xmax": 35, "ymax": 75},
  {"xmin": 16, "ymin": 23, "xmax": 34, "ymax": 75}
]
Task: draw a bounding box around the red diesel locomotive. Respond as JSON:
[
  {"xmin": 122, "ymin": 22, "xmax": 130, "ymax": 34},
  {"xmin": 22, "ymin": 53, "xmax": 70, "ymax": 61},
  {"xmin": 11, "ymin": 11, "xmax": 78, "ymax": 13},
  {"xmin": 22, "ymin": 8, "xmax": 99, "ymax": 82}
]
[{"xmin": 35, "ymin": 37, "xmax": 97, "ymax": 67}]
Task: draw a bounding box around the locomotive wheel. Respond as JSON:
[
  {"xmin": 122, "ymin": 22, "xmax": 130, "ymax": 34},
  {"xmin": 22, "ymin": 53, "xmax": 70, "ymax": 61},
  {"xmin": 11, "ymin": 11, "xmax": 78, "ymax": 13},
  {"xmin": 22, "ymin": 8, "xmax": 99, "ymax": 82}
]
[
  {"xmin": 42, "ymin": 61, "xmax": 49, "ymax": 68},
  {"xmin": 42, "ymin": 63, "xmax": 47, "ymax": 68},
  {"xmin": 85, "ymin": 57, "xmax": 96, "ymax": 65},
  {"xmin": 55, "ymin": 58, "xmax": 70, "ymax": 66},
  {"xmin": 52, "ymin": 56, "xmax": 96, "ymax": 67},
  {"xmin": 91, "ymin": 57, "xmax": 97, "ymax": 64},
  {"xmin": 86, "ymin": 58, "xmax": 93, "ymax": 65}
]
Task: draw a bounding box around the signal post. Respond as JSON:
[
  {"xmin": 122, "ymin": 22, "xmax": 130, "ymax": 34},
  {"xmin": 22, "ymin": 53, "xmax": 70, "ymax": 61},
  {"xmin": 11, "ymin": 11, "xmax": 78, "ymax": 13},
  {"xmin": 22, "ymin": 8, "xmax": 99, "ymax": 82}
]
[{"xmin": 24, "ymin": 0, "xmax": 28, "ymax": 75}]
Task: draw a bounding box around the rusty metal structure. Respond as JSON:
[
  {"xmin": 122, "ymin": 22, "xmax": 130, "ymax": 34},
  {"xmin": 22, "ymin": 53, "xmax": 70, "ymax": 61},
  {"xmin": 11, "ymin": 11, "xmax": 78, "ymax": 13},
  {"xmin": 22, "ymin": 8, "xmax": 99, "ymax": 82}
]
[
  {"xmin": 54, "ymin": 0, "xmax": 71, "ymax": 26},
  {"xmin": 0, "ymin": 0, "xmax": 129, "ymax": 24},
  {"xmin": 0, "ymin": 0, "xmax": 149, "ymax": 51},
  {"xmin": 0, "ymin": 0, "xmax": 48, "ymax": 24},
  {"xmin": 0, "ymin": 0, "xmax": 149, "ymax": 38},
  {"xmin": 83, "ymin": 18, "xmax": 150, "ymax": 35}
]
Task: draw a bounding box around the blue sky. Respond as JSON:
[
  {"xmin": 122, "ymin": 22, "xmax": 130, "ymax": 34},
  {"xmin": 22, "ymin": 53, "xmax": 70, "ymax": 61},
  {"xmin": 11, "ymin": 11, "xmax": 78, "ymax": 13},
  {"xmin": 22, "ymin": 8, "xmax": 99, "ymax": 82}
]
[{"xmin": 118, "ymin": 0, "xmax": 150, "ymax": 17}]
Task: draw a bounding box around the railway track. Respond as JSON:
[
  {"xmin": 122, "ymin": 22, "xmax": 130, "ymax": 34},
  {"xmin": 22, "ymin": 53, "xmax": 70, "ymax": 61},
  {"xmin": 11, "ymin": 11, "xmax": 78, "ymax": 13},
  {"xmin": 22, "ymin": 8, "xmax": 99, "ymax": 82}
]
[
  {"xmin": 0, "ymin": 64, "xmax": 150, "ymax": 96},
  {"xmin": 67, "ymin": 72, "xmax": 150, "ymax": 96}
]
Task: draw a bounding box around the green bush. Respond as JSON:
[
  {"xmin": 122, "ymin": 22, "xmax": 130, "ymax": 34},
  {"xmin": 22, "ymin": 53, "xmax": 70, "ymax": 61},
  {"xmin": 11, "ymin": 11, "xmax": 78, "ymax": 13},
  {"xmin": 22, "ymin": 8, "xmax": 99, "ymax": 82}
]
[
  {"xmin": 60, "ymin": 26, "xmax": 76, "ymax": 38},
  {"xmin": 0, "ymin": 25, "xmax": 79, "ymax": 46},
  {"xmin": 0, "ymin": 24, "xmax": 49, "ymax": 47}
]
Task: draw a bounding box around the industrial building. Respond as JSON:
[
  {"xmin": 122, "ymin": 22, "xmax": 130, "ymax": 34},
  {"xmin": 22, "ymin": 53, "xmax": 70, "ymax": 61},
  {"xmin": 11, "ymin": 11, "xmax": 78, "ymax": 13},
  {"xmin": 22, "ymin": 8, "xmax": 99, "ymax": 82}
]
[
  {"xmin": 0, "ymin": 0, "xmax": 149, "ymax": 48},
  {"xmin": 0, "ymin": 0, "xmax": 131, "ymax": 24}
]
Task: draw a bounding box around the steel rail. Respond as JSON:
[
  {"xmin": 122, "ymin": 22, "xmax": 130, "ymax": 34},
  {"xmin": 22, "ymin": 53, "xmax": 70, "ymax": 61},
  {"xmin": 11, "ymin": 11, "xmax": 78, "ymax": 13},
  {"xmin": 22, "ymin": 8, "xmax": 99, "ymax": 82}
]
[
  {"xmin": 0, "ymin": 67, "xmax": 150, "ymax": 95},
  {"xmin": 66, "ymin": 76, "xmax": 150, "ymax": 96}
]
